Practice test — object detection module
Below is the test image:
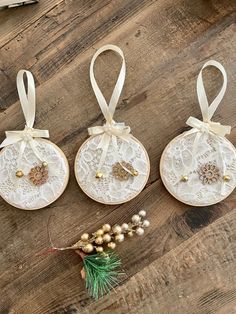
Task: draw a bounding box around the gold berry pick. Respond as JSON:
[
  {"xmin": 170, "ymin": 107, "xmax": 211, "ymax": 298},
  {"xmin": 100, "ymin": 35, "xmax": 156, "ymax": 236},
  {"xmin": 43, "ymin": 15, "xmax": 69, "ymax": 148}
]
[{"xmin": 42, "ymin": 210, "xmax": 150, "ymax": 299}]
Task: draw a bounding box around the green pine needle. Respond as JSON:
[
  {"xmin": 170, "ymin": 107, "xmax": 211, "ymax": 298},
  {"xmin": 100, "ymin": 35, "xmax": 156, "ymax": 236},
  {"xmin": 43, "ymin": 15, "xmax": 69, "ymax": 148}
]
[{"xmin": 83, "ymin": 250, "xmax": 122, "ymax": 299}]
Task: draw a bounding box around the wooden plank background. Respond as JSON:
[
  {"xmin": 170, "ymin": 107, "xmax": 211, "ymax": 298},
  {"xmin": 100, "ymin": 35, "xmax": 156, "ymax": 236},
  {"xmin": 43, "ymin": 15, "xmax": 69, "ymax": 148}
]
[{"xmin": 1, "ymin": 1, "xmax": 236, "ymax": 313}]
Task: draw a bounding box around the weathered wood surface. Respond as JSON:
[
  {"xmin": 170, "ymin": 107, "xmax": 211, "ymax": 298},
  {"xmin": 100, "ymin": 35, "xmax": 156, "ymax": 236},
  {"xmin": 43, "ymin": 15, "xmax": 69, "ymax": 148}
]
[{"xmin": 1, "ymin": 0, "xmax": 236, "ymax": 313}]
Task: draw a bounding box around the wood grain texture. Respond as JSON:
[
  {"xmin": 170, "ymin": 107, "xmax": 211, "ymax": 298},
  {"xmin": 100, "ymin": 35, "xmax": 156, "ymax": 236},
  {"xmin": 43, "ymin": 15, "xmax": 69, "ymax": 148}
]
[{"xmin": 1, "ymin": 0, "xmax": 236, "ymax": 313}]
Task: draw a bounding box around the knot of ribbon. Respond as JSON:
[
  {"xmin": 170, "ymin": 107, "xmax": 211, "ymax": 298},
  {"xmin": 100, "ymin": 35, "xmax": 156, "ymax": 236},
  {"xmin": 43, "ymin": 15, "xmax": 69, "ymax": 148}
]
[
  {"xmin": 88, "ymin": 44, "xmax": 131, "ymax": 174},
  {"xmin": 3, "ymin": 125, "xmax": 49, "ymax": 145},
  {"xmin": 186, "ymin": 116, "xmax": 231, "ymax": 137},
  {"xmin": 88, "ymin": 121, "xmax": 130, "ymax": 138},
  {"xmin": 185, "ymin": 60, "xmax": 231, "ymax": 137},
  {"xmin": 0, "ymin": 70, "xmax": 49, "ymax": 171}
]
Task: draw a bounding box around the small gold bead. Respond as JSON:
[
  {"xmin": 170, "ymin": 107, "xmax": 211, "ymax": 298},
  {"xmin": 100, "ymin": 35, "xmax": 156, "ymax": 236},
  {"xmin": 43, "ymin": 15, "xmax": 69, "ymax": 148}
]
[
  {"xmin": 107, "ymin": 242, "xmax": 116, "ymax": 249},
  {"xmin": 16, "ymin": 170, "xmax": 24, "ymax": 178},
  {"xmin": 82, "ymin": 243, "xmax": 94, "ymax": 253},
  {"xmin": 95, "ymin": 171, "xmax": 103, "ymax": 179},
  {"xmin": 95, "ymin": 236, "xmax": 103, "ymax": 245},
  {"xmin": 223, "ymin": 175, "xmax": 231, "ymax": 182},
  {"xmin": 42, "ymin": 161, "xmax": 48, "ymax": 167},
  {"xmin": 96, "ymin": 246, "xmax": 104, "ymax": 253},
  {"xmin": 132, "ymin": 170, "xmax": 139, "ymax": 176},
  {"xmin": 103, "ymin": 233, "xmax": 111, "ymax": 243},
  {"xmin": 96, "ymin": 229, "xmax": 104, "ymax": 236},
  {"xmin": 81, "ymin": 233, "xmax": 89, "ymax": 242},
  {"xmin": 180, "ymin": 175, "xmax": 188, "ymax": 182},
  {"xmin": 102, "ymin": 224, "xmax": 111, "ymax": 232}
]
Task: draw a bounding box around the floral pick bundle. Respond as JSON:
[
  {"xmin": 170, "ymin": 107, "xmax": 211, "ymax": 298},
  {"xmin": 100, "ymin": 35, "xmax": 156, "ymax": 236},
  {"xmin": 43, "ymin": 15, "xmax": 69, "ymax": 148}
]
[{"xmin": 44, "ymin": 210, "xmax": 150, "ymax": 299}]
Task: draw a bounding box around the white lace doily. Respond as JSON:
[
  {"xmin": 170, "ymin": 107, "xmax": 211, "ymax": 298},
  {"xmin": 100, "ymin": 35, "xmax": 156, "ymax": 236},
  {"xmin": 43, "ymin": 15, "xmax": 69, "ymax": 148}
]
[
  {"xmin": 0, "ymin": 139, "xmax": 69, "ymax": 210},
  {"xmin": 75, "ymin": 135, "xmax": 150, "ymax": 204},
  {"xmin": 160, "ymin": 132, "xmax": 236, "ymax": 206}
]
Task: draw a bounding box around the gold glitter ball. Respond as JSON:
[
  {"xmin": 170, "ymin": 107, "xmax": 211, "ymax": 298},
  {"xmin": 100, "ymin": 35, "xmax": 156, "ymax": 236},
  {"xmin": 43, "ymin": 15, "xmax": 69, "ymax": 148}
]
[
  {"xmin": 96, "ymin": 246, "xmax": 104, "ymax": 253},
  {"xmin": 112, "ymin": 161, "xmax": 138, "ymax": 181},
  {"xmin": 95, "ymin": 236, "xmax": 103, "ymax": 245},
  {"xmin": 102, "ymin": 224, "xmax": 111, "ymax": 232},
  {"xmin": 96, "ymin": 229, "xmax": 104, "ymax": 236},
  {"xmin": 95, "ymin": 171, "xmax": 103, "ymax": 179},
  {"xmin": 107, "ymin": 242, "xmax": 116, "ymax": 249},
  {"xmin": 180, "ymin": 175, "xmax": 188, "ymax": 182},
  {"xmin": 103, "ymin": 233, "xmax": 111, "ymax": 243},
  {"xmin": 28, "ymin": 165, "xmax": 49, "ymax": 186},
  {"xmin": 223, "ymin": 175, "xmax": 231, "ymax": 182},
  {"xmin": 82, "ymin": 243, "xmax": 94, "ymax": 253},
  {"xmin": 16, "ymin": 170, "xmax": 24, "ymax": 178},
  {"xmin": 198, "ymin": 162, "xmax": 220, "ymax": 185},
  {"xmin": 81, "ymin": 233, "xmax": 89, "ymax": 241}
]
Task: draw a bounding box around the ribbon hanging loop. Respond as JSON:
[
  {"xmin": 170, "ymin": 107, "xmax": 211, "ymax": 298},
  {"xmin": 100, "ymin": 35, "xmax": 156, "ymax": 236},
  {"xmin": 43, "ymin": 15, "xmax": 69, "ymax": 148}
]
[
  {"xmin": 88, "ymin": 45, "xmax": 132, "ymax": 176},
  {"xmin": 89, "ymin": 44, "xmax": 126, "ymax": 123},
  {"xmin": 0, "ymin": 70, "xmax": 49, "ymax": 174},
  {"xmin": 17, "ymin": 69, "xmax": 36, "ymax": 128},
  {"xmin": 186, "ymin": 60, "xmax": 231, "ymax": 136},
  {"xmin": 182, "ymin": 60, "xmax": 232, "ymax": 186}
]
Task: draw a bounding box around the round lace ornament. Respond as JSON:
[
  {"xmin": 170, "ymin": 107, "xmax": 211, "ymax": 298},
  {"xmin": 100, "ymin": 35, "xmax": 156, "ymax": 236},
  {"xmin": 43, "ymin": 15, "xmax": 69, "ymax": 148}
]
[
  {"xmin": 0, "ymin": 70, "xmax": 69, "ymax": 210},
  {"xmin": 160, "ymin": 132, "xmax": 236, "ymax": 206},
  {"xmin": 75, "ymin": 135, "xmax": 150, "ymax": 205},
  {"xmin": 160, "ymin": 60, "xmax": 235, "ymax": 206},
  {"xmin": 0, "ymin": 139, "xmax": 69, "ymax": 210},
  {"xmin": 74, "ymin": 45, "xmax": 150, "ymax": 204}
]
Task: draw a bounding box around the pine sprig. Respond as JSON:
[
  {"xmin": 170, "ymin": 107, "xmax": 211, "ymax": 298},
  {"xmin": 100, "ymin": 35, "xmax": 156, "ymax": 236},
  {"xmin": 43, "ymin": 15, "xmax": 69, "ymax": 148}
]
[{"xmin": 83, "ymin": 250, "xmax": 122, "ymax": 299}]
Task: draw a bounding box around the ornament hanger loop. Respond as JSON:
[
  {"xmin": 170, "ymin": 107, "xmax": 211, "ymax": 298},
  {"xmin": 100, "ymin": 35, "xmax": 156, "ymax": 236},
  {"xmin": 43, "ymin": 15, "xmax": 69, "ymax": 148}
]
[
  {"xmin": 88, "ymin": 45, "xmax": 132, "ymax": 175},
  {"xmin": 0, "ymin": 70, "xmax": 49, "ymax": 173},
  {"xmin": 17, "ymin": 70, "xmax": 36, "ymax": 128},
  {"xmin": 197, "ymin": 60, "xmax": 227, "ymax": 122},
  {"xmin": 89, "ymin": 44, "xmax": 126, "ymax": 124},
  {"xmin": 186, "ymin": 60, "xmax": 231, "ymax": 137}
]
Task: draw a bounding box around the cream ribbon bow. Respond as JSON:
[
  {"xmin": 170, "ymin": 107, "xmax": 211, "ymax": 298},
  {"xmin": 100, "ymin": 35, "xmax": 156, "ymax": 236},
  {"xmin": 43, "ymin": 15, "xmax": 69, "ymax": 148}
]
[
  {"xmin": 0, "ymin": 70, "xmax": 49, "ymax": 172},
  {"xmin": 186, "ymin": 60, "xmax": 231, "ymax": 137},
  {"xmin": 88, "ymin": 44, "xmax": 131, "ymax": 174}
]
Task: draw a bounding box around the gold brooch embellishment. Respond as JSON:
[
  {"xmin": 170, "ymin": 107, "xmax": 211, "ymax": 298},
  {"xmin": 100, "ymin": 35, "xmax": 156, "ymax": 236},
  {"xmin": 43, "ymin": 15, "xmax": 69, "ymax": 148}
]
[
  {"xmin": 112, "ymin": 161, "xmax": 138, "ymax": 181},
  {"xmin": 198, "ymin": 162, "xmax": 220, "ymax": 185},
  {"xmin": 28, "ymin": 162, "xmax": 48, "ymax": 186}
]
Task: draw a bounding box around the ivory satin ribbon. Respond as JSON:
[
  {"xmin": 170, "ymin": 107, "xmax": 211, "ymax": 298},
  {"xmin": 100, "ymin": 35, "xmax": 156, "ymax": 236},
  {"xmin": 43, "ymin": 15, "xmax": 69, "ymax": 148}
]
[
  {"xmin": 0, "ymin": 70, "xmax": 49, "ymax": 172},
  {"xmin": 186, "ymin": 60, "xmax": 231, "ymax": 136},
  {"xmin": 183, "ymin": 60, "xmax": 231, "ymax": 187},
  {"xmin": 88, "ymin": 45, "xmax": 132, "ymax": 174}
]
